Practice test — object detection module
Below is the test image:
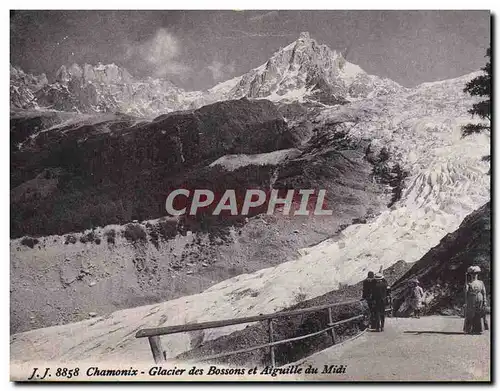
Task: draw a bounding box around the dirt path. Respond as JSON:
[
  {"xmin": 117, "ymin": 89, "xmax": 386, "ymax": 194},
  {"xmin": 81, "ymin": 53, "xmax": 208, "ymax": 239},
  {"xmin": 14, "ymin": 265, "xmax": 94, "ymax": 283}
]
[{"xmin": 296, "ymin": 315, "xmax": 490, "ymax": 381}]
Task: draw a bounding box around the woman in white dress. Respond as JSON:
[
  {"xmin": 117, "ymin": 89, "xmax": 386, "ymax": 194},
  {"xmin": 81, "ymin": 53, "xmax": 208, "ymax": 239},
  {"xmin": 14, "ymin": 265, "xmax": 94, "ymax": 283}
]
[
  {"xmin": 463, "ymin": 266, "xmax": 487, "ymax": 335},
  {"xmin": 409, "ymin": 279, "xmax": 424, "ymax": 318}
]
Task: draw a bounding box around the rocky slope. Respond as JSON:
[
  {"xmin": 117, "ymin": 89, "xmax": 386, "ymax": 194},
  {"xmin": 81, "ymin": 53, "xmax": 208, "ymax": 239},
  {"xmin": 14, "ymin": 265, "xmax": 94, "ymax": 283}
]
[
  {"xmin": 391, "ymin": 202, "xmax": 491, "ymax": 316},
  {"xmin": 11, "ymin": 98, "xmax": 295, "ymax": 237},
  {"xmin": 11, "ymin": 97, "xmax": 392, "ymax": 333}
]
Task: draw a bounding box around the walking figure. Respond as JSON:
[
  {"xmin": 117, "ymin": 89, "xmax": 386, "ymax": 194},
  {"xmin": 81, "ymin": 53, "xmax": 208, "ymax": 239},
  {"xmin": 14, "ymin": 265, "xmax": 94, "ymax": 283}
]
[
  {"xmin": 372, "ymin": 272, "xmax": 388, "ymax": 332},
  {"xmin": 362, "ymin": 271, "xmax": 375, "ymax": 329},
  {"xmin": 386, "ymin": 285, "xmax": 393, "ymax": 317},
  {"xmin": 464, "ymin": 266, "xmax": 487, "ymax": 335},
  {"xmin": 409, "ymin": 279, "xmax": 424, "ymax": 318}
]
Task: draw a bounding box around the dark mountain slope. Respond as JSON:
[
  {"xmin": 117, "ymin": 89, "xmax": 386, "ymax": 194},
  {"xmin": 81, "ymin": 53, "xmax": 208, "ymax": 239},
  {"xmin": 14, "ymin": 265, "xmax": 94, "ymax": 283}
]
[
  {"xmin": 391, "ymin": 202, "xmax": 491, "ymax": 316},
  {"xmin": 10, "ymin": 98, "xmax": 296, "ymax": 238}
]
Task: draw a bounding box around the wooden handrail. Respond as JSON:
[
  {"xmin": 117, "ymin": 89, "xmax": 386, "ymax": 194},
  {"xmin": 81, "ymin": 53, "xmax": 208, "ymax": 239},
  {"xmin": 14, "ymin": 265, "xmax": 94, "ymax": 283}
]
[
  {"xmin": 136, "ymin": 298, "xmax": 391, "ymax": 364},
  {"xmin": 184, "ymin": 314, "xmax": 364, "ymax": 363},
  {"xmin": 135, "ymin": 299, "xmax": 360, "ymax": 338}
]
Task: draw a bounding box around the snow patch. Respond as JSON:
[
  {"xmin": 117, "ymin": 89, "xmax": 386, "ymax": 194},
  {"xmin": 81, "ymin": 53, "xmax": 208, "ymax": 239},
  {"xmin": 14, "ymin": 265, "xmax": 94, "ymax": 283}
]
[{"xmin": 209, "ymin": 149, "xmax": 300, "ymax": 171}]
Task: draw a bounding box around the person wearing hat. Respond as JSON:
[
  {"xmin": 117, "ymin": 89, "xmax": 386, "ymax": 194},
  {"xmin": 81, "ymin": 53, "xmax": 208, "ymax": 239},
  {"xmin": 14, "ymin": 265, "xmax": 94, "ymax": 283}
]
[
  {"xmin": 362, "ymin": 271, "xmax": 375, "ymax": 300},
  {"xmin": 371, "ymin": 271, "xmax": 388, "ymax": 332},
  {"xmin": 362, "ymin": 271, "xmax": 376, "ymax": 329},
  {"xmin": 464, "ymin": 265, "xmax": 487, "ymax": 334},
  {"xmin": 408, "ymin": 278, "xmax": 425, "ymax": 318}
]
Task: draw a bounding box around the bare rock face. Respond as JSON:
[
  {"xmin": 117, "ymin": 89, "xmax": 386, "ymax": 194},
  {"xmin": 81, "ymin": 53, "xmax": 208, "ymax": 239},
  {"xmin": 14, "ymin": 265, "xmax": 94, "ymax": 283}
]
[
  {"xmin": 59, "ymin": 259, "xmax": 80, "ymax": 286},
  {"xmin": 391, "ymin": 202, "xmax": 491, "ymax": 316},
  {"xmin": 14, "ymin": 62, "xmax": 192, "ymax": 116},
  {"xmin": 10, "ymin": 65, "xmax": 48, "ymax": 91},
  {"xmin": 10, "ymin": 65, "xmax": 48, "ymax": 109}
]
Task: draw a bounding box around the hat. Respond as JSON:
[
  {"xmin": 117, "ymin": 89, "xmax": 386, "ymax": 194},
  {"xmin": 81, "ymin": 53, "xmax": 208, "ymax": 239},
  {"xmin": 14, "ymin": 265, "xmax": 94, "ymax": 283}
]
[
  {"xmin": 374, "ymin": 272, "xmax": 384, "ymax": 280},
  {"xmin": 467, "ymin": 266, "xmax": 481, "ymax": 274}
]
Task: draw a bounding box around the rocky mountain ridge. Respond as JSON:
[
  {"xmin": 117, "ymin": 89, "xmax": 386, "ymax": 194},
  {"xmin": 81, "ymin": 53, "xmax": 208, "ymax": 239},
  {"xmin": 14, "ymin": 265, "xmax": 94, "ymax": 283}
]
[
  {"xmin": 212, "ymin": 32, "xmax": 402, "ymax": 103},
  {"xmin": 11, "ymin": 32, "xmax": 402, "ymax": 116}
]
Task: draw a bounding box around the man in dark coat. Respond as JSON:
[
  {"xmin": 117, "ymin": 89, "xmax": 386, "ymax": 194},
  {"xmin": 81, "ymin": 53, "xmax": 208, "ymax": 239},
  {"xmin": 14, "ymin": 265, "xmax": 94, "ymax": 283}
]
[
  {"xmin": 362, "ymin": 271, "xmax": 375, "ymax": 329},
  {"xmin": 372, "ymin": 272, "xmax": 388, "ymax": 331},
  {"xmin": 362, "ymin": 271, "xmax": 375, "ymax": 300}
]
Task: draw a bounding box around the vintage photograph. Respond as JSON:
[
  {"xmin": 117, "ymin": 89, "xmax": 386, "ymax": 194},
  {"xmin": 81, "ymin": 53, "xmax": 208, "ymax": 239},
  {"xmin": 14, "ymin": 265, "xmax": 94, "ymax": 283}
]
[{"xmin": 9, "ymin": 10, "xmax": 491, "ymax": 382}]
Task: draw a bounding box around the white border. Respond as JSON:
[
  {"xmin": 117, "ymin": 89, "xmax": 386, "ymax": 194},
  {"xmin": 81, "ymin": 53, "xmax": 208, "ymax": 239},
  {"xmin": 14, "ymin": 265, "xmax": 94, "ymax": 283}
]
[{"xmin": 2, "ymin": 3, "xmax": 497, "ymax": 391}]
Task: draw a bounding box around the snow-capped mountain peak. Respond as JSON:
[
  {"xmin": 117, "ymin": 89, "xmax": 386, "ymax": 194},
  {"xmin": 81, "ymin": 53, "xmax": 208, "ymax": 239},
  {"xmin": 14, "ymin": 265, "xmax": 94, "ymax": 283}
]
[
  {"xmin": 12, "ymin": 62, "xmax": 192, "ymax": 117},
  {"xmin": 214, "ymin": 32, "xmax": 401, "ymax": 104}
]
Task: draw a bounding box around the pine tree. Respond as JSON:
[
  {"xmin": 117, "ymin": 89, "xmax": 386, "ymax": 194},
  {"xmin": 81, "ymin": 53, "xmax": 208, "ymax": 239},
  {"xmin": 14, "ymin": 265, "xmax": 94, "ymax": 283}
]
[{"xmin": 462, "ymin": 47, "xmax": 491, "ymax": 137}]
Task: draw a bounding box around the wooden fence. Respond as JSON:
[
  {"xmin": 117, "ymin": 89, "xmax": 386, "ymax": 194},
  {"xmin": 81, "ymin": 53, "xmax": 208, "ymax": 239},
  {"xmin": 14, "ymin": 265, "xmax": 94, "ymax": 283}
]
[{"xmin": 136, "ymin": 299, "xmax": 389, "ymax": 365}]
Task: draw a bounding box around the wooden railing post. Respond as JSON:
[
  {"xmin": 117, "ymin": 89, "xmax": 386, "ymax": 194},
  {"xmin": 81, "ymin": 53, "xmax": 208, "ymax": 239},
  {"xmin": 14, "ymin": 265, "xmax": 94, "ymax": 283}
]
[
  {"xmin": 148, "ymin": 336, "xmax": 166, "ymax": 363},
  {"xmin": 268, "ymin": 318, "xmax": 276, "ymax": 367},
  {"xmin": 327, "ymin": 306, "xmax": 336, "ymax": 345}
]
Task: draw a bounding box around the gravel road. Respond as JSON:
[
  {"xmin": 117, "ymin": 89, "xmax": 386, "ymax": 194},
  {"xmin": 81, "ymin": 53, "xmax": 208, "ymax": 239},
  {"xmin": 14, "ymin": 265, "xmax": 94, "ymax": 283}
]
[{"xmin": 297, "ymin": 315, "xmax": 490, "ymax": 381}]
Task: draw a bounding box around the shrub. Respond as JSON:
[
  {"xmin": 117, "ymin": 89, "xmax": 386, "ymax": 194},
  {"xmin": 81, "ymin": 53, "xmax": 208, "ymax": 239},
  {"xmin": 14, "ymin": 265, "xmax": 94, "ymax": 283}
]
[
  {"xmin": 123, "ymin": 224, "xmax": 147, "ymax": 243},
  {"xmin": 80, "ymin": 231, "xmax": 99, "ymax": 244},
  {"xmin": 64, "ymin": 234, "xmax": 77, "ymax": 245},
  {"xmin": 105, "ymin": 229, "xmax": 116, "ymax": 245},
  {"xmin": 146, "ymin": 219, "xmax": 178, "ymax": 249},
  {"xmin": 20, "ymin": 236, "xmax": 39, "ymax": 248},
  {"xmin": 158, "ymin": 219, "xmax": 178, "ymax": 240},
  {"xmin": 148, "ymin": 225, "xmax": 160, "ymax": 250}
]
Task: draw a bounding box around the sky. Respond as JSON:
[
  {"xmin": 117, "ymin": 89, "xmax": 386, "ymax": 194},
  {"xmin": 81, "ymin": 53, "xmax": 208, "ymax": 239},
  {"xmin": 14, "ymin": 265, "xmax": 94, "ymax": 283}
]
[{"xmin": 10, "ymin": 10, "xmax": 491, "ymax": 91}]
